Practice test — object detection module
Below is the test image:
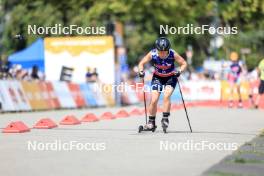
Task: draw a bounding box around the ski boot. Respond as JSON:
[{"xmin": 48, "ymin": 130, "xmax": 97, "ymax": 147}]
[
  {"xmin": 161, "ymin": 112, "xmax": 170, "ymax": 133},
  {"xmin": 138, "ymin": 116, "xmax": 157, "ymax": 133}
]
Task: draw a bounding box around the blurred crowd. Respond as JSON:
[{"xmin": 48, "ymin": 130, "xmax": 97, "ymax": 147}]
[
  {"xmin": 0, "ymin": 61, "xmax": 100, "ymax": 83},
  {"xmin": 128, "ymin": 52, "xmax": 260, "ymax": 84},
  {"xmin": 0, "ymin": 53, "xmax": 261, "ymax": 84},
  {"xmin": 85, "ymin": 67, "xmax": 99, "ymax": 83},
  {"xmin": 0, "ymin": 62, "xmax": 44, "ymax": 81}
]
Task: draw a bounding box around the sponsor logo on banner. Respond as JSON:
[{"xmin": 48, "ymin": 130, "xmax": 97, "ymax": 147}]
[
  {"xmin": 52, "ymin": 81, "xmax": 76, "ymax": 108},
  {"xmin": 171, "ymin": 81, "xmax": 221, "ymax": 101},
  {"xmin": 221, "ymin": 81, "xmax": 250, "ymax": 101},
  {"xmin": 0, "ymin": 81, "xmax": 31, "ymax": 111},
  {"xmin": 44, "ymin": 36, "xmax": 115, "ymax": 84},
  {"xmin": 21, "ymin": 81, "xmax": 48, "ymax": 110},
  {"xmin": 196, "ymin": 81, "xmax": 221, "ymax": 100},
  {"xmin": 38, "ymin": 82, "xmax": 61, "ymax": 109},
  {"xmin": 0, "ymin": 81, "xmax": 16, "ymax": 111},
  {"xmin": 79, "ymin": 83, "xmax": 98, "ymax": 107},
  {"xmin": 67, "ymin": 83, "xmax": 86, "ymax": 108}
]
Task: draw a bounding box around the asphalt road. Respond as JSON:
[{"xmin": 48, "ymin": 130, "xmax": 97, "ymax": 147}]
[{"xmin": 0, "ymin": 106, "xmax": 263, "ymax": 176}]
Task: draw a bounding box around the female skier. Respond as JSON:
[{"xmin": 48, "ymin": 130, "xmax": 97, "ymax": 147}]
[{"xmin": 138, "ymin": 37, "xmax": 187, "ymax": 132}]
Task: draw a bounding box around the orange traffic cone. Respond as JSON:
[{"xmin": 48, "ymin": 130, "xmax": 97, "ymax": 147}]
[
  {"xmin": 2, "ymin": 121, "xmax": 30, "ymax": 133},
  {"xmin": 115, "ymin": 109, "xmax": 130, "ymax": 118},
  {"xmin": 81, "ymin": 113, "xmax": 99, "ymax": 122},
  {"xmin": 100, "ymin": 112, "xmax": 116, "ymax": 120},
  {"xmin": 60, "ymin": 115, "xmax": 81, "ymax": 125},
  {"xmin": 129, "ymin": 108, "xmax": 142, "ymax": 116},
  {"xmin": 34, "ymin": 118, "xmax": 58, "ymax": 129}
]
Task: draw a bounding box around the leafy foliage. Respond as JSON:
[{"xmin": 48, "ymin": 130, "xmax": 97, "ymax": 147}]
[{"xmin": 1, "ymin": 0, "xmax": 264, "ymax": 68}]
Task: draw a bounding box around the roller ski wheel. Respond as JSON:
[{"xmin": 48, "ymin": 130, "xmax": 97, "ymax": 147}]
[
  {"xmin": 138, "ymin": 124, "xmax": 157, "ymax": 133},
  {"xmin": 161, "ymin": 118, "xmax": 169, "ymax": 134},
  {"xmin": 138, "ymin": 125, "xmax": 144, "ymax": 133},
  {"xmin": 162, "ymin": 127, "xmax": 167, "ymax": 133}
]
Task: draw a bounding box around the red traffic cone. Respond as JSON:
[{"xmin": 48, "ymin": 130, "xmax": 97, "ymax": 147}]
[
  {"xmin": 81, "ymin": 113, "xmax": 99, "ymax": 122},
  {"xmin": 100, "ymin": 112, "xmax": 116, "ymax": 120},
  {"xmin": 129, "ymin": 108, "xmax": 142, "ymax": 116},
  {"xmin": 115, "ymin": 109, "xmax": 130, "ymax": 118},
  {"xmin": 2, "ymin": 121, "xmax": 30, "ymax": 133},
  {"xmin": 60, "ymin": 115, "xmax": 81, "ymax": 125},
  {"xmin": 141, "ymin": 108, "xmax": 148, "ymax": 115},
  {"xmin": 34, "ymin": 118, "xmax": 57, "ymax": 129}
]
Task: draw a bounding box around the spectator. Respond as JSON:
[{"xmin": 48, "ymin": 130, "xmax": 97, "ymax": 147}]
[
  {"xmin": 227, "ymin": 52, "xmax": 243, "ymax": 108},
  {"xmin": 254, "ymin": 58, "xmax": 264, "ymax": 109},
  {"xmin": 91, "ymin": 68, "xmax": 99, "ymax": 82},
  {"xmin": 85, "ymin": 67, "xmax": 93, "ymax": 83},
  {"xmin": 14, "ymin": 65, "xmax": 28, "ymax": 80},
  {"xmin": 30, "ymin": 65, "xmax": 40, "ymax": 80}
]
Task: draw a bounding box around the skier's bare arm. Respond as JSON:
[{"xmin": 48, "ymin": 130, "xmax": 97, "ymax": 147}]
[
  {"xmin": 174, "ymin": 52, "xmax": 187, "ymax": 72},
  {"xmin": 138, "ymin": 52, "xmax": 152, "ymax": 72}
]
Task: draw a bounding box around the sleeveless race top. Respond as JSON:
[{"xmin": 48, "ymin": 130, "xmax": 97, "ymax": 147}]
[{"xmin": 151, "ymin": 48, "xmax": 175, "ymax": 77}]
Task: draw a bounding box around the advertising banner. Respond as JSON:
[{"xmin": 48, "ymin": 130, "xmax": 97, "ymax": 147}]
[
  {"xmin": 0, "ymin": 81, "xmax": 31, "ymax": 111},
  {"xmin": 79, "ymin": 83, "xmax": 98, "ymax": 107},
  {"xmin": 67, "ymin": 83, "xmax": 86, "ymax": 108},
  {"xmin": 44, "ymin": 36, "xmax": 115, "ymax": 84},
  {"xmin": 21, "ymin": 81, "xmax": 48, "ymax": 110},
  {"xmin": 221, "ymin": 81, "xmax": 250, "ymax": 101},
  {"xmin": 52, "ymin": 81, "xmax": 76, "ymax": 108}
]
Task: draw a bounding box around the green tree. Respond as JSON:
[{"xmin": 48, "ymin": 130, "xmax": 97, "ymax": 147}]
[{"xmin": 1, "ymin": 0, "xmax": 264, "ymax": 69}]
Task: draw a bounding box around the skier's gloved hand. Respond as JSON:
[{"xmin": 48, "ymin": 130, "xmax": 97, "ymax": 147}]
[
  {"xmin": 138, "ymin": 71, "xmax": 145, "ymax": 78},
  {"xmin": 174, "ymin": 70, "xmax": 181, "ymax": 77}
]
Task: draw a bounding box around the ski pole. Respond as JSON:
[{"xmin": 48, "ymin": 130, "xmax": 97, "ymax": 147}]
[
  {"xmin": 142, "ymin": 78, "xmax": 148, "ymax": 125},
  {"xmin": 177, "ymin": 78, "xmax": 193, "ymax": 133}
]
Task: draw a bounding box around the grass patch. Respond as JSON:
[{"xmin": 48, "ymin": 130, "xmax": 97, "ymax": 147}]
[
  {"xmin": 236, "ymin": 150, "xmax": 264, "ymax": 156},
  {"xmin": 225, "ymin": 157, "xmax": 264, "ymax": 164},
  {"xmin": 234, "ymin": 158, "xmax": 246, "ymax": 164},
  {"xmin": 206, "ymin": 131, "xmax": 264, "ymax": 176},
  {"xmin": 207, "ymin": 171, "xmax": 243, "ymax": 176},
  {"xmin": 244, "ymin": 142, "xmax": 252, "ymax": 146},
  {"xmin": 259, "ymin": 129, "xmax": 264, "ymax": 137}
]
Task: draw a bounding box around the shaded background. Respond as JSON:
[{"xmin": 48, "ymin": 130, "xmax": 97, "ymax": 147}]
[{"xmin": 0, "ymin": 0, "xmax": 264, "ymax": 71}]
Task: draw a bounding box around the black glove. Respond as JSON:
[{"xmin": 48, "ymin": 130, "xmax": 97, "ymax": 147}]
[
  {"xmin": 174, "ymin": 70, "xmax": 181, "ymax": 77},
  {"xmin": 138, "ymin": 71, "xmax": 145, "ymax": 78}
]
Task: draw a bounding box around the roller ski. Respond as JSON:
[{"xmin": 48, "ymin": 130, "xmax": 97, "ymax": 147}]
[
  {"xmin": 138, "ymin": 117, "xmax": 157, "ymax": 133},
  {"xmin": 137, "ymin": 71, "xmax": 158, "ymax": 133},
  {"xmin": 138, "ymin": 122, "xmax": 157, "ymax": 133},
  {"xmin": 161, "ymin": 112, "xmax": 170, "ymax": 133},
  {"xmin": 161, "ymin": 118, "xmax": 169, "ymax": 133}
]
